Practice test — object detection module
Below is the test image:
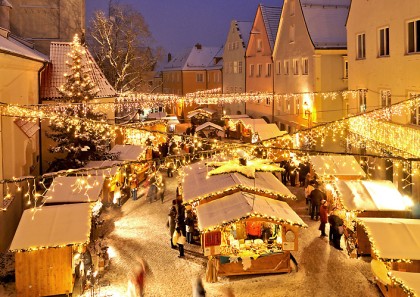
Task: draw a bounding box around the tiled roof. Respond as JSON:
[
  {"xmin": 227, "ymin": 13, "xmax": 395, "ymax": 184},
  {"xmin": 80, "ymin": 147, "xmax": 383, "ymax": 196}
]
[
  {"xmin": 301, "ymin": 0, "xmax": 350, "ymax": 49},
  {"xmin": 163, "ymin": 45, "xmax": 224, "ymax": 71},
  {"xmin": 40, "ymin": 42, "xmax": 116, "ymax": 100},
  {"xmin": 260, "ymin": 5, "xmax": 282, "ymax": 50},
  {"xmin": 236, "ymin": 21, "xmax": 253, "ymax": 47}
]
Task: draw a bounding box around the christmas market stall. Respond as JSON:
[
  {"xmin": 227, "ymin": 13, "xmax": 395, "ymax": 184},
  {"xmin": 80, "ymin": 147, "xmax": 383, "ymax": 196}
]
[
  {"xmin": 195, "ymin": 121, "xmax": 224, "ymax": 139},
  {"xmin": 334, "ymin": 180, "xmax": 413, "ymax": 257},
  {"xmin": 10, "ymin": 203, "xmax": 92, "ymax": 297},
  {"xmin": 222, "ymin": 114, "xmax": 249, "ymax": 139},
  {"xmin": 109, "ymin": 144, "xmax": 149, "ymax": 182},
  {"xmin": 308, "ymin": 155, "xmax": 366, "ymax": 181},
  {"xmin": 187, "ymin": 107, "xmax": 217, "ymax": 125},
  {"xmin": 196, "ymin": 191, "xmax": 307, "ymax": 280},
  {"xmin": 358, "ymin": 218, "xmax": 420, "ymax": 297}
]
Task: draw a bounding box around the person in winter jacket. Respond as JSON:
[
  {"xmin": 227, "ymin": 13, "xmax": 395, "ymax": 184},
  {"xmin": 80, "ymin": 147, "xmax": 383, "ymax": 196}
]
[
  {"xmin": 168, "ymin": 200, "xmax": 177, "ymax": 249},
  {"xmin": 328, "ymin": 210, "xmax": 344, "ymax": 250},
  {"xmin": 319, "ymin": 200, "xmax": 328, "ymax": 237}
]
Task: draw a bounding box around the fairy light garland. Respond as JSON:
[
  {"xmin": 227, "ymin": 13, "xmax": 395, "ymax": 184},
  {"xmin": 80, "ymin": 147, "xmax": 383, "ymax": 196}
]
[{"xmin": 387, "ymin": 272, "xmax": 417, "ymax": 297}]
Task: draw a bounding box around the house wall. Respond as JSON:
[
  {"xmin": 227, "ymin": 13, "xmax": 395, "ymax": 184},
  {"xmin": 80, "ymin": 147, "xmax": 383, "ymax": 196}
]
[
  {"xmin": 0, "ymin": 54, "xmax": 43, "ymax": 252},
  {"xmin": 245, "ymin": 6, "xmax": 274, "ymax": 120}
]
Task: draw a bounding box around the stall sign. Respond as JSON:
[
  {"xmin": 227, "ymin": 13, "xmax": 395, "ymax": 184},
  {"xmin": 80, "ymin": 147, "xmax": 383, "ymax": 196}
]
[
  {"xmin": 204, "ymin": 231, "xmax": 221, "ymax": 247},
  {"xmin": 204, "ymin": 245, "xmax": 221, "ymax": 256},
  {"xmin": 283, "ymin": 242, "xmax": 295, "ymax": 251}
]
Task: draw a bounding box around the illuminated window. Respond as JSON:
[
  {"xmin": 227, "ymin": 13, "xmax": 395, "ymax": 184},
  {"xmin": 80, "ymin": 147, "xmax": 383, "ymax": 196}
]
[
  {"xmin": 238, "ymin": 61, "xmax": 243, "ymax": 73},
  {"xmin": 358, "ymin": 89, "xmax": 367, "ymax": 112},
  {"xmin": 196, "ymin": 73, "xmax": 204, "ymax": 82},
  {"xmin": 257, "ymin": 64, "xmax": 262, "ymax": 77},
  {"xmin": 410, "ymin": 92, "xmax": 420, "ymax": 125},
  {"xmin": 380, "ymin": 89, "xmax": 391, "ymax": 107}
]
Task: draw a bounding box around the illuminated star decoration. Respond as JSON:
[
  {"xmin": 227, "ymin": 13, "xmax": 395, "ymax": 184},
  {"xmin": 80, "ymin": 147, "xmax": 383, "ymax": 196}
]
[{"xmin": 206, "ymin": 158, "xmax": 284, "ymax": 179}]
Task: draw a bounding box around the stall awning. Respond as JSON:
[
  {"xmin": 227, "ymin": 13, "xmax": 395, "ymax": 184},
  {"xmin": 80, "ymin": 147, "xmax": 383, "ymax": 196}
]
[
  {"xmin": 253, "ymin": 124, "xmax": 287, "ymax": 141},
  {"xmin": 84, "ymin": 160, "xmax": 123, "ymax": 176},
  {"xmin": 44, "ymin": 176, "xmax": 105, "ymax": 204},
  {"xmin": 196, "ymin": 192, "xmax": 306, "ymax": 230},
  {"xmin": 196, "ymin": 122, "xmax": 224, "ymax": 132},
  {"xmin": 182, "ymin": 161, "xmax": 295, "ymax": 204},
  {"xmin": 309, "ymin": 155, "xmax": 366, "ymax": 179},
  {"xmin": 187, "ymin": 108, "xmax": 216, "ymax": 118},
  {"xmin": 222, "ymin": 114, "xmax": 250, "ymax": 120},
  {"xmin": 388, "ymin": 271, "xmax": 420, "ymax": 297},
  {"xmin": 10, "ymin": 203, "xmax": 91, "ymax": 251},
  {"xmin": 109, "ymin": 144, "xmax": 146, "ymax": 161},
  {"xmin": 336, "ymin": 180, "xmax": 410, "ymax": 211},
  {"xmin": 358, "ymin": 218, "xmax": 420, "ymax": 261}
]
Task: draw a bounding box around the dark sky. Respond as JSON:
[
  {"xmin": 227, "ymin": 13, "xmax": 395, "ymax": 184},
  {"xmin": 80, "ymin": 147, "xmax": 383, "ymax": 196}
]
[{"xmin": 86, "ymin": 0, "xmax": 283, "ymax": 55}]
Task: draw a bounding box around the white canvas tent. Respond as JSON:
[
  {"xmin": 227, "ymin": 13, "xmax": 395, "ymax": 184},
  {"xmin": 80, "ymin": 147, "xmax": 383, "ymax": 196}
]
[
  {"xmin": 10, "ymin": 203, "xmax": 91, "ymax": 251},
  {"xmin": 84, "ymin": 160, "xmax": 123, "ymax": 176},
  {"xmin": 309, "ymin": 155, "xmax": 366, "ymax": 179},
  {"xmin": 43, "ymin": 176, "xmax": 105, "ymax": 204},
  {"xmin": 182, "ymin": 161, "xmax": 295, "ymax": 204},
  {"xmin": 253, "ymin": 123, "xmax": 287, "ymax": 141},
  {"xmin": 336, "ymin": 180, "xmax": 410, "ymax": 212},
  {"xmin": 358, "ymin": 218, "xmax": 420, "ymax": 261},
  {"xmin": 197, "ymin": 191, "xmax": 306, "ymax": 230},
  {"xmin": 109, "ymin": 144, "xmax": 146, "ymax": 161}
]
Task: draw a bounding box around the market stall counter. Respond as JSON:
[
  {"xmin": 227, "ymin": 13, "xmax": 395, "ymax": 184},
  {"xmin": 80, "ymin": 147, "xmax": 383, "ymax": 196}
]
[{"xmin": 197, "ymin": 191, "xmax": 307, "ymax": 281}]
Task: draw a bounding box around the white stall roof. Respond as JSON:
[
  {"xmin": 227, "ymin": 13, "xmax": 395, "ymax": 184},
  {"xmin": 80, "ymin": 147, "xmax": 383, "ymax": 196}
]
[
  {"xmin": 388, "ymin": 271, "xmax": 420, "ymax": 297},
  {"xmin": 44, "ymin": 176, "xmax": 105, "ymax": 204},
  {"xmin": 84, "ymin": 160, "xmax": 123, "ymax": 176},
  {"xmin": 109, "ymin": 144, "xmax": 145, "ymax": 161},
  {"xmin": 187, "ymin": 108, "xmax": 216, "ymax": 118},
  {"xmin": 337, "ymin": 180, "xmax": 409, "ymax": 211},
  {"xmin": 196, "ymin": 122, "xmax": 224, "ymax": 132},
  {"xmin": 222, "ymin": 114, "xmax": 250, "ymax": 120},
  {"xmin": 10, "ymin": 203, "xmax": 91, "ymax": 251},
  {"xmin": 358, "ymin": 218, "xmax": 420, "ymax": 261},
  {"xmin": 182, "ymin": 161, "xmax": 295, "ymax": 203},
  {"xmin": 254, "ymin": 124, "xmax": 287, "ymax": 141},
  {"xmin": 197, "ymin": 192, "xmax": 306, "ymax": 230},
  {"xmin": 309, "ymin": 155, "xmax": 365, "ymax": 178},
  {"xmin": 236, "ymin": 118, "xmax": 267, "ymax": 129}
]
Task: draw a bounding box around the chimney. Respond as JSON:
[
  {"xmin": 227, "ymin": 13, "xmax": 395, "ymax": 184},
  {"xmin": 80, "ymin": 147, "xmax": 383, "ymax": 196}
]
[
  {"xmin": 195, "ymin": 43, "xmax": 202, "ymax": 50},
  {"xmin": 0, "ymin": 0, "xmax": 12, "ymax": 31},
  {"xmin": 167, "ymin": 53, "xmax": 172, "ymax": 62}
]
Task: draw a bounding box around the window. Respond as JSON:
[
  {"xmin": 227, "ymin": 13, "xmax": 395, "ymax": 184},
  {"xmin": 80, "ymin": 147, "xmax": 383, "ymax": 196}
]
[
  {"xmin": 266, "ymin": 63, "xmax": 272, "ymax": 77},
  {"xmin": 343, "ymin": 60, "xmax": 349, "ymax": 78},
  {"xmin": 250, "ymin": 64, "xmax": 254, "ymax": 77},
  {"xmin": 410, "ymin": 92, "xmax": 420, "ymax": 125},
  {"xmin": 266, "ymin": 97, "xmax": 271, "ymax": 105},
  {"xmin": 233, "ymin": 61, "xmax": 238, "ymax": 74},
  {"xmin": 229, "ymin": 62, "xmax": 233, "ymax": 74},
  {"xmin": 293, "ymin": 59, "xmax": 299, "ymax": 75},
  {"xmin": 302, "ymin": 58, "xmax": 308, "ymax": 75},
  {"xmin": 408, "ymin": 19, "xmax": 420, "ymax": 53},
  {"xmin": 379, "ymin": 27, "xmax": 390, "ymax": 56},
  {"xmin": 284, "ymin": 60, "xmax": 289, "ymax": 75},
  {"xmin": 257, "ymin": 39, "xmax": 263, "ymax": 52},
  {"xmin": 357, "ymin": 33, "xmax": 366, "ymax": 59},
  {"xmin": 196, "ymin": 73, "xmax": 204, "ymax": 82},
  {"xmin": 289, "ymin": 25, "xmax": 295, "ymax": 43},
  {"xmin": 257, "ymin": 64, "xmax": 262, "ymax": 77},
  {"xmin": 290, "ymin": 0, "xmax": 295, "ymax": 15},
  {"xmin": 177, "ymin": 72, "xmax": 180, "ymax": 82},
  {"xmin": 380, "ymin": 90, "xmax": 391, "ymax": 107},
  {"xmin": 276, "ymin": 60, "xmax": 281, "ymax": 75},
  {"xmin": 358, "ymin": 89, "xmax": 367, "ymax": 112},
  {"xmin": 238, "ymin": 61, "xmax": 243, "ymax": 73}
]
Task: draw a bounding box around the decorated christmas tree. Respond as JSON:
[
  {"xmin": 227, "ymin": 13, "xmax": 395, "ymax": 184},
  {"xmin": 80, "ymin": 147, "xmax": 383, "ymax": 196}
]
[{"xmin": 46, "ymin": 34, "xmax": 115, "ymax": 172}]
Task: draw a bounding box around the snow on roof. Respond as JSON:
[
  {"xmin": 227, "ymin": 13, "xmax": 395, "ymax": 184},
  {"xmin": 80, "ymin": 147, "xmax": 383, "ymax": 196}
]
[
  {"xmin": 197, "ymin": 191, "xmax": 306, "ymax": 230},
  {"xmin": 187, "ymin": 107, "xmax": 216, "ymax": 118},
  {"xmin": 109, "ymin": 144, "xmax": 146, "ymax": 161},
  {"xmin": 230, "ymin": 118, "xmax": 267, "ymax": 130},
  {"xmin": 40, "ymin": 42, "xmax": 116, "ymax": 100},
  {"xmin": 301, "ymin": 1, "xmax": 350, "ymax": 49},
  {"xmin": 84, "ymin": 160, "xmax": 123, "ymax": 176},
  {"xmin": 196, "ymin": 122, "xmax": 224, "ymax": 132},
  {"xmin": 182, "ymin": 160, "xmax": 295, "ymax": 204},
  {"xmin": 358, "ymin": 218, "xmax": 420, "ymax": 261},
  {"xmin": 309, "ymin": 155, "xmax": 365, "ymax": 178},
  {"xmin": 236, "ymin": 21, "xmax": 253, "ymax": 47},
  {"xmin": 260, "ymin": 5, "xmax": 282, "ymax": 50},
  {"xmin": 163, "ymin": 45, "xmax": 223, "ymax": 71},
  {"xmin": 222, "ymin": 114, "xmax": 250, "ymax": 120},
  {"xmin": 336, "ymin": 180, "xmax": 410, "ymax": 212},
  {"xmin": 43, "ymin": 176, "xmax": 105, "ymax": 204},
  {"xmin": 0, "ymin": 28, "xmax": 49, "ymax": 63},
  {"xmin": 253, "ymin": 123, "xmax": 286, "ymax": 141},
  {"xmin": 10, "ymin": 203, "xmax": 91, "ymax": 251},
  {"xmin": 388, "ymin": 271, "xmax": 420, "ymax": 297}
]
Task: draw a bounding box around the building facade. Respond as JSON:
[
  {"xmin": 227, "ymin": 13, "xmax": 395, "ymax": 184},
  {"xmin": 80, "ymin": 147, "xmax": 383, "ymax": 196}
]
[
  {"xmin": 347, "ymin": 0, "xmax": 420, "ymax": 200},
  {"xmin": 222, "ymin": 20, "xmax": 252, "ymax": 115},
  {"xmin": 245, "ymin": 4, "xmax": 281, "ymax": 121},
  {"xmin": 273, "ymin": 0, "xmax": 349, "ymax": 134}
]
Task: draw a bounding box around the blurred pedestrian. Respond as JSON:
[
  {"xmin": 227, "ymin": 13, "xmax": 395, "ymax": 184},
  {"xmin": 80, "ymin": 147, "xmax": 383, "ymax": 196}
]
[
  {"xmin": 173, "ymin": 226, "xmax": 186, "ymax": 258},
  {"xmin": 130, "ymin": 174, "xmax": 138, "ymax": 201},
  {"xmin": 127, "ymin": 258, "xmax": 146, "ymax": 296},
  {"xmin": 185, "ymin": 207, "xmax": 195, "ymax": 244},
  {"xmin": 168, "ymin": 200, "xmax": 177, "ymax": 249},
  {"xmin": 319, "ymin": 200, "xmax": 328, "ymax": 237},
  {"xmin": 328, "ymin": 209, "xmax": 344, "ymax": 250},
  {"xmin": 192, "ymin": 277, "xmax": 206, "ymax": 297}
]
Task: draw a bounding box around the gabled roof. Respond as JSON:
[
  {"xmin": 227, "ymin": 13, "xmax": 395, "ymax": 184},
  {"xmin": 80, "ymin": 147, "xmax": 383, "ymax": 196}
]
[
  {"xmin": 260, "ymin": 5, "xmax": 282, "ymax": 50},
  {"xmin": 163, "ymin": 45, "xmax": 223, "ymax": 71},
  {"xmin": 236, "ymin": 21, "xmax": 253, "ymax": 47},
  {"xmin": 0, "ymin": 28, "xmax": 48, "ymax": 63},
  {"xmin": 301, "ymin": 0, "xmax": 350, "ymax": 49},
  {"xmin": 40, "ymin": 42, "xmax": 116, "ymax": 100}
]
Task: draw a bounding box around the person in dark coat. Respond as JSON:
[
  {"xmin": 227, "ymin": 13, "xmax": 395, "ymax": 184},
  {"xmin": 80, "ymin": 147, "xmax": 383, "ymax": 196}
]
[
  {"xmin": 168, "ymin": 200, "xmax": 177, "ymax": 249},
  {"xmin": 289, "ymin": 162, "xmax": 297, "ymax": 186},
  {"xmin": 176, "ymin": 200, "xmax": 186, "ymax": 235},
  {"xmin": 328, "ymin": 210, "xmax": 344, "ymax": 250},
  {"xmin": 185, "ymin": 208, "xmax": 195, "ymax": 244},
  {"xmin": 319, "ymin": 200, "xmax": 328, "ymax": 237},
  {"xmin": 309, "ymin": 183, "xmax": 326, "ymax": 220}
]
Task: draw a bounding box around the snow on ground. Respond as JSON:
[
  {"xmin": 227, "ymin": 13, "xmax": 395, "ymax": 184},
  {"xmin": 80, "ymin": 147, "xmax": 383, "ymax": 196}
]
[{"xmin": 0, "ymin": 172, "xmax": 382, "ymax": 297}]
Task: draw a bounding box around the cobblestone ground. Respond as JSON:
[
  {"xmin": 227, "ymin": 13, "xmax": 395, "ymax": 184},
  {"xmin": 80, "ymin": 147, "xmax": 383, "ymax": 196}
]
[{"xmin": 0, "ymin": 172, "xmax": 383, "ymax": 297}]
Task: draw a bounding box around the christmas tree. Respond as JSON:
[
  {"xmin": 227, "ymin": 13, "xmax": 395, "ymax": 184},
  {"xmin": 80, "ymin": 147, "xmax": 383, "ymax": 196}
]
[{"xmin": 46, "ymin": 34, "xmax": 115, "ymax": 172}]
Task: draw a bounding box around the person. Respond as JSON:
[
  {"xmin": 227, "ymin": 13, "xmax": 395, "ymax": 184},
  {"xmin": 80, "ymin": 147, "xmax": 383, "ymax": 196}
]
[
  {"xmin": 130, "ymin": 174, "xmax": 138, "ymax": 201},
  {"xmin": 127, "ymin": 258, "xmax": 146, "ymax": 297},
  {"xmin": 225, "ymin": 126, "xmax": 230, "ymax": 139},
  {"xmin": 319, "ymin": 200, "xmax": 328, "ymax": 237},
  {"xmin": 192, "ymin": 277, "xmax": 206, "ymax": 297},
  {"xmin": 113, "ymin": 181, "xmax": 122, "ymax": 207},
  {"xmin": 167, "ymin": 161, "xmax": 174, "ymax": 178},
  {"xmin": 191, "ymin": 124, "xmax": 196, "ymax": 136},
  {"xmin": 185, "ymin": 207, "xmax": 195, "ymax": 244},
  {"xmin": 168, "ymin": 200, "xmax": 178, "ymax": 249},
  {"xmin": 146, "ymin": 173, "xmax": 158, "ymax": 203},
  {"xmin": 176, "ymin": 200, "xmax": 186, "ymax": 235},
  {"xmin": 305, "ymin": 180, "xmax": 315, "ymax": 215},
  {"xmin": 173, "ymin": 227, "xmax": 186, "ymax": 258},
  {"xmin": 328, "ymin": 209, "xmax": 344, "ymax": 250},
  {"xmin": 309, "ymin": 182, "xmax": 326, "ymax": 220}
]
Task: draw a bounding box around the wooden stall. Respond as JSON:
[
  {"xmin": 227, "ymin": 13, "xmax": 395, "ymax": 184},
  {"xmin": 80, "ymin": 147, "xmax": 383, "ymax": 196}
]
[
  {"xmin": 109, "ymin": 144, "xmax": 149, "ymax": 182},
  {"xmin": 187, "ymin": 107, "xmax": 217, "ymax": 125},
  {"xmin": 10, "ymin": 203, "xmax": 92, "ymax": 297},
  {"xmin": 308, "ymin": 155, "xmax": 366, "ymax": 181},
  {"xmin": 358, "ymin": 218, "xmax": 420, "ymax": 297},
  {"xmin": 335, "ymin": 180, "xmax": 412, "ymax": 257},
  {"xmin": 195, "ymin": 122, "xmax": 224, "ymax": 139},
  {"xmin": 196, "ymin": 192, "xmax": 306, "ymax": 280},
  {"xmin": 222, "ymin": 114, "xmax": 249, "ymax": 139}
]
